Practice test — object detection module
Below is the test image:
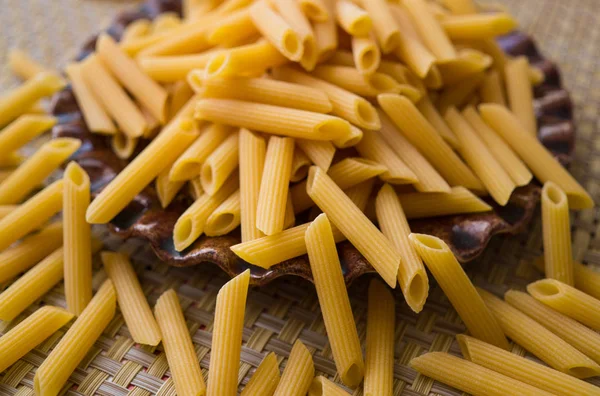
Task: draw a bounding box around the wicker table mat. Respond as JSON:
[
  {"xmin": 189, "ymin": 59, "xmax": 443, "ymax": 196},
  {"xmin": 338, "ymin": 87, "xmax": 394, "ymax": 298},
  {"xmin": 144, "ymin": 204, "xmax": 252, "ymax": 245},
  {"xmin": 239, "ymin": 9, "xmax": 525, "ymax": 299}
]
[{"xmin": 1, "ymin": 0, "xmax": 600, "ymax": 395}]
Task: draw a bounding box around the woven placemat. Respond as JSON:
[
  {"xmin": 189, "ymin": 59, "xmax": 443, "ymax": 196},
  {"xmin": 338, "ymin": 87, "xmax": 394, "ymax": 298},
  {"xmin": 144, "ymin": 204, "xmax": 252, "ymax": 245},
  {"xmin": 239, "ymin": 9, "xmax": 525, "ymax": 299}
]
[{"xmin": 1, "ymin": 0, "xmax": 599, "ymax": 395}]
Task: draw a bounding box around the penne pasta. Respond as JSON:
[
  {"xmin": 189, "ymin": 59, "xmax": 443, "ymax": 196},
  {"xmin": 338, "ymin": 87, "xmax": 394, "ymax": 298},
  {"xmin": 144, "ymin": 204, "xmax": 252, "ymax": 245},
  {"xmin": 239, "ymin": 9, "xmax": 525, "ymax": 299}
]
[
  {"xmin": 437, "ymin": 48, "xmax": 492, "ymax": 86},
  {"xmin": 205, "ymin": 189, "xmax": 241, "ymax": 236},
  {"xmin": 102, "ymin": 251, "xmax": 162, "ymax": 346},
  {"xmin": 351, "ymin": 36, "xmax": 381, "ymax": 75},
  {"xmin": 309, "ymin": 376, "xmax": 350, "ymax": 396},
  {"xmin": 410, "ymin": 234, "xmax": 508, "ymax": 349},
  {"xmin": 457, "ymin": 334, "xmax": 600, "ymax": 396},
  {"xmin": 155, "ymin": 289, "xmax": 206, "ymax": 396},
  {"xmin": 0, "ymin": 153, "xmax": 24, "ymax": 168},
  {"xmin": 0, "ymin": 138, "xmax": 80, "ymax": 204},
  {"xmin": 479, "ymin": 104, "xmax": 593, "ymax": 209},
  {"xmin": 313, "ymin": 1, "xmax": 337, "ymax": 61},
  {"xmin": 111, "ymin": 133, "xmax": 138, "ymax": 160},
  {"xmin": 136, "ymin": 21, "xmax": 212, "ymax": 57},
  {"xmin": 87, "ymin": 117, "xmax": 199, "ymax": 224},
  {"xmin": 361, "ymin": 0, "xmax": 400, "ymax": 53},
  {"xmin": 201, "ymin": 129, "xmax": 239, "ymax": 195},
  {"xmin": 241, "ymin": 352, "xmax": 281, "ymax": 396},
  {"xmin": 168, "ymin": 81, "xmax": 195, "ymax": 122},
  {"xmin": 250, "ymin": 1, "xmax": 303, "ymax": 61},
  {"xmin": 343, "ymin": 178, "xmax": 375, "ymax": 215},
  {"xmin": 207, "ymin": 270, "xmax": 250, "ymax": 396},
  {"xmin": 273, "ymin": 0, "xmax": 318, "ymax": 70},
  {"xmin": 156, "ymin": 165, "xmax": 186, "ymax": 208},
  {"xmin": 0, "ymin": 205, "xmax": 16, "ymax": 219},
  {"xmin": 205, "ymin": 40, "xmax": 288, "ymax": 79},
  {"xmin": 336, "ymin": 0, "xmax": 371, "ymax": 36},
  {"xmin": 0, "ymin": 114, "xmax": 57, "ymax": 158},
  {"xmin": 7, "ymin": 48, "xmax": 48, "ymax": 80},
  {"xmin": 121, "ymin": 19, "xmax": 151, "ymax": 42},
  {"xmin": 505, "ymin": 57, "xmax": 537, "ymax": 135},
  {"xmin": 437, "ymin": 72, "xmax": 485, "ymax": 113},
  {"xmin": 537, "ymin": 259, "xmax": 600, "ymax": 300},
  {"xmin": 274, "ymin": 340, "xmax": 314, "ymax": 396},
  {"xmin": 313, "ymin": 65, "xmax": 400, "ymax": 97},
  {"xmin": 415, "ymin": 95, "xmax": 460, "ymax": 149},
  {"xmin": 34, "ymin": 280, "xmax": 116, "ymax": 396},
  {"xmin": 256, "ymin": 136, "xmax": 294, "ymax": 235},
  {"xmin": 139, "ymin": 51, "xmax": 220, "ymax": 83},
  {"xmin": 410, "ymin": 352, "xmax": 554, "ymax": 396},
  {"xmin": 441, "ymin": 13, "xmax": 517, "ymax": 39},
  {"xmin": 207, "ymin": 8, "xmax": 258, "ymax": 47},
  {"xmin": 364, "ymin": 279, "xmax": 395, "ymax": 396},
  {"xmin": 442, "ymin": 0, "xmax": 477, "ymax": 14},
  {"xmin": 305, "ymin": 214, "xmax": 364, "ymax": 387},
  {"xmin": 290, "ymin": 147, "xmax": 312, "ymax": 182},
  {"xmin": 398, "ymin": 186, "xmax": 492, "ymax": 219},
  {"xmin": 0, "ymin": 306, "xmax": 73, "ymax": 373},
  {"xmin": 479, "ymin": 69, "xmax": 506, "ymax": 105},
  {"xmin": 296, "ymin": 139, "xmax": 335, "ymax": 171},
  {"xmin": 189, "ymin": 177, "xmax": 204, "ymax": 199},
  {"xmin": 300, "ymin": 0, "xmax": 329, "ymax": 22},
  {"xmin": 402, "ymin": 0, "xmax": 456, "ymax": 61},
  {"xmin": 239, "ymin": 129, "xmax": 266, "ymax": 242},
  {"xmin": 477, "ymin": 287, "xmax": 600, "ymax": 378}
]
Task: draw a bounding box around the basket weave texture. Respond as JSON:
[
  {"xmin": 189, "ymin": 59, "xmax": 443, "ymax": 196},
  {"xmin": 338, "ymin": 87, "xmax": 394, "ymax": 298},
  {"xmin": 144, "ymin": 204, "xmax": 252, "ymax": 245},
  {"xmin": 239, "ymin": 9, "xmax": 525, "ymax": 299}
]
[{"xmin": 0, "ymin": 0, "xmax": 600, "ymax": 395}]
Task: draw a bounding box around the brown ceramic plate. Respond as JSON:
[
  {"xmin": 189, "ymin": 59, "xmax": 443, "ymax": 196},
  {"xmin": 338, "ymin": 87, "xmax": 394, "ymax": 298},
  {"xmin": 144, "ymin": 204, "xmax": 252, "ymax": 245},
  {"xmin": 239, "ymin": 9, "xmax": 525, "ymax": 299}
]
[{"xmin": 51, "ymin": 0, "xmax": 576, "ymax": 286}]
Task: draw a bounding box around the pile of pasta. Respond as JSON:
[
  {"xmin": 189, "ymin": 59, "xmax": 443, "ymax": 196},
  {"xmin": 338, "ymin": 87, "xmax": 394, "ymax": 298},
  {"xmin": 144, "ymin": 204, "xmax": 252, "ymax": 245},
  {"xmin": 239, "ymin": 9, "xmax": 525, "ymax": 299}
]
[{"xmin": 0, "ymin": 0, "xmax": 599, "ymax": 394}]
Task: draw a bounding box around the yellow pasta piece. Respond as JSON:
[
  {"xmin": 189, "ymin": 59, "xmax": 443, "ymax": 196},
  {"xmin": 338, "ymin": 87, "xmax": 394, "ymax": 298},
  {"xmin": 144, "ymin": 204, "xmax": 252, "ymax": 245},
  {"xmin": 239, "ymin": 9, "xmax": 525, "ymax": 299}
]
[
  {"xmin": 333, "ymin": 123, "xmax": 362, "ymax": 149},
  {"xmin": 250, "ymin": 1, "xmax": 303, "ymax": 61},
  {"xmin": 410, "ymin": 352, "xmax": 554, "ymax": 396},
  {"xmin": 0, "ymin": 138, "xmax": 79, "ymax": 205},
  {"xmin": 336, "ymin": 0, "xmax": 371, "ymax": 36},
  {"xmin": 256, "ymin": 136, "xmax": 294, "ymax": 235},
  {"xmin": 0, "ymin": 306, "xmax": 73, "ymax": 373},
  {"xmin": 154, "ymin": 289, "xmax": 206, "ymax": 396},
  {"xmin": 351, "ymin": 36, "xmax": 380, "ymax": 76},
  {"xmin": 437, "ymin": 72, "xmax": 485, "ymax": 114},
  {"xmin": 309, "ymin": 376, "xmax": 350, "ymax": 396},
  {"xmin": 361, "ymin": 0, "xmax": 399, "ymax": 53},
  {"xmin": 8, "ymin": 48, "xmax": 48, "ymax": 80},
  {"xmin": 479, "ymin": 69, "xmax": 506, "ymax": 105},
  {"xmin": 168, "ymin": 81, "xmax": 195, "ymax": 122},
  {"xmin": 505, "ymin": 290, "xmax": 600, "ymax": 366},
  {"xmin": 239, "ymin": 129, "xmax": 266, "ymax": 242},
  {"xmin": 0, "ymin": 179, "xmax": 63, "ymax": 251},
  {"xmin": 273, "ymin": 340, "xmax": 314, "ymax": 396},
  {"xmin": 273, "ymin": 0, "xmax": 318, "ymax": 70},
  {"xmin": 442, "ymin": 13, "xmax": 516, "ymax": 39},
  {"xmin": 151, "ymin": 12, "xmax": 182, "ymax": 33},
  {"xmin": 174, "ymin": 172, "xmax": 239, "ymax": 250},
  {"xmin": 156, "ymin": 165, "xmax": 186, "ymax": 208},
  {"xmin": 541, "ymin": 182, "xmax": 574, "ymax": 284},
  {"xmin": 480, "ymin": 104, "xmax": 593, "ymax": 209},
  {"xmin": 442, "ymin": 0, "xmax": 477, "ymax": 14},
  {"xmin": 378, "ymin": 59, "xmax": 427, "ymax": 94},
  {"xmin": 356, "ymin": 129, "xmax": 417, "ymax": 184},
  {"xmin": 0, "ymin": 205, "xmax": 16, "ymax": 219},
  {"xmin": 87, "ymin": 117, "xmax": 199, "ymax": 224},
  {"xmin": 290, "ymin": 148, "xmax": 312, "ymax": 182},
  {"xmin": 241, "ymin": 352, "xmax": 281, "ymax": 396},
  {"xmin": 205, "ymin": 40, "xmax": 288, "ymax": 79},
  {"xmin": 313, "ymin": 0, "xmax": 337, "ymax": 60},
  {"xmin": 189, "ymin": 177, "xmax": 204, "ymax": 200},
  {"xmin": 379, "ymin": 94, "xmax": 483, "ymax": 190},
  {"xmin": 196, "ymin": 98, "xmax": 349, "ymax": 140},
  {"xmin": 414, "ymin": 96, "xmax": 460, "ymax": 149},
  {"xmin": 445, "ymin": 107, "xmax": 515, "ymax": 205},
  {"xmin": 535, "ymin": 259, "xmax": 600, "ymax": 300},
  {"xmin": 111, "ymin": 133, "xmax": 138, "ymax": 160},
  {"xmin": 80, "ymin": 56, "xmax": 147, "ymax": 138},
  {"xmin": 462, "ymin": 106, "xmax": 532, "ymax": 186},
  {"xmin": 402, "ymin": 0, "xmax": 456, "ymax": 61},
  {"xmin": 65, "ymin": 63, "xmax": 116, "ymax": 134},
  {"xmin": 410, "ymin": 234, "xmax": 508, "ymax": 348},
  {"xmin": 136, "ymin": 21, "xmax": 212, "ymax": 57},
  {"xmin": 102, "ymin": 252, "xmax": 161, "ymax": 346},
  {"xmin": 121, "ymin": 19, "xmax": 151, "ymax": 42},
  {"xmin": 205, "ymin": 189, "xmax": 241, "ymax": 236},
  {"xmin": 313, "ymin": 65, "xmax": 400, "ymax": 97},
  {"xmin": 364, "ymin": 279, "xmax": 395, "ymax": 395},
  {"xmin": 208, "ymin": 8, "xmax": 259, "ymax": 47},
  {"xmin": 437, "ymin": 48, "xmax": 492, "ymax": 86},
  {"xmin": 296, "ymin": 139, "xmax": 335, "ymax": 171},
  {"xmin": 505, "ymin": 57, "xmax": 537, "ymax": 135},
  {"xmin": 0, "ymin": 115, "xmax": 56, "ymax": 161},
  {"xmin": 139, "ymin": 51, "xmax": 219, "ymax": 83},
  {"xmin": 305, "ymin": 214, "xmax": 364, "ymax": 386},
  {"xmin": 398, "ymin": 187, "xmax": 491, "ymax": 219},
  {"xmin": 299, "ymin": 0, "xmax": 329, "ymax": 21},
  {"xmin": 194, "ymin": 75, "xmax": 333, "ymax": 113},
  {"xmin": 0, "ymin": 72, "xmax": 65, "ymax": 127},
  {"xmin": 457, "ymin": 334, "xmax": 600, "ymax": 396},
  {"xmin": 477, "ymin": 287, "xmax": 600, "ymax": 378},
  {"xmin": 201, "ymin": 130, "xmax": 239, "ymax": 195},
  {"xmin": 207, "ymin": 270, "xmax": 250, "ymax": 396},
  {"xmin": 34, "ymin": 280, "xmax": 116, "ymax": 396},
  {"xmin": 342, "ymin": 178, "xmax": 375, "ymax": 216},
  {"xmin": 0, "ymin": 153, "xmax": 24, "ymax": 168},
  {"xmin": 307, "ymin": 166, "xmax": 400, "ymax": 287}
]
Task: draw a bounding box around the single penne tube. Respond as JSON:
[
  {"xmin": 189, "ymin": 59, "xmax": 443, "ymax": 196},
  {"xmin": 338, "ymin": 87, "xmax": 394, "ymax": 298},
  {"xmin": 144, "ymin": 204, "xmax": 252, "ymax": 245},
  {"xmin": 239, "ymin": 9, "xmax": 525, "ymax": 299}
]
[
  {"xmin": 410, "ymin": 234, "xmax": 508, "ymax": 349},
  {"xmin": 534, "ymin": 258, "xmax": 600, "ymax": 300},
  {"xmin": 377, "ymin": 110, "xmax": 450, "ymax": 193},
  {"xmin": 273, "ymin": 340, "xmax": 314, "ymax": 396},
  {"xmin": 80, "ymin": 56, "xmax": 147, "ymax": 138},
  {"xmin": 313, "ymin": 65, "xmax": 401, "ymax": 97},
  {"xmin": 7, "ymin": 48, "xmax": 48, "ymax": 80},
  {"xmin": 193, "ymin": 74, "xmax": 333, "ymax": 113},
  {"xmin": 174, "ymin": 172, "xmax": 239, "ymax": 251},
  {"xmin": 379, "ymin": 94, "xmax": 483, "ymax": 190},
  {"xmin": 201, "ymin": 129, "xmax": 239, "ymax": 195},
  {"xmin": 402, "ymin": 0, "xmax": 456, "ymax": 61},
  {"xmin": 441, "ymin": 13, "xmax": 517, "ymax": 39},
  {"xmin": 239, "ymin": 129, "xmax": 266, "ymax": 242},
  {"xmin": 111, "ymin": 133, "xmax": 138, "ymax": 160},
  {"xmin": 398, "ymin": 187, "xmax": 491, "ymax": 219},
  {"xmin": 479, "ymin": 69, "xmax": 507, "ymax": 105},
  {"xmin": 378, "ymin": 60, "xmax": 427, "ymax": 94},
  {"xmin": 205, "ymin": 189, "xmax": 241, "ymax": 236},
  {"xmin": 335, "ymin": 0, "xmax": 371, "ymax": 36},
  {"xmin": 290, "ymin": 148, "xmax": 312, "ymax": 182},
  {"xmin": 437, "ymin": 72, "xmax": 485, "ymax": 113},
  {"xmin": 477, "ymin": 287, "xmax": 600, "ymax": 377},
  {"xmin": 462, "ymin": 106, "xmax": 532, "ymax": 186},
  {"xmin": 376, "ymin": 184, "xmax": 428, "ymax": 312},
  {"xmin": 541, "ymin": 182, "xmax": 574, "ymax": 284},
  {"xmin": 168, "ymin": 81, "xmax": 195, "ymax": 122},
  {"xmin": 34, "ymin": 280, "xmax": 116, "ymax": 396},
  {"xmin": 441, "ymin": 0, "xmax": 477, "ymax": 14},
  {"xmin": 444, "ymin": 107, "xmax": 516, "ymax": 205},
  {"xmin": 65, "ymin": 63, "xmax": 116, "ymax": 134},
  {"xmin": 505, "ymin": 290, "xmax": 600, "ymax": 366},
  {"xmin": 121, "ymin": 19, "xmax": 151, "ymax": 42},
  {"xmin": 249, "ymin": 1, "xmax": 303, "ymax": 61},
  {"xmin": 355, "ymin": 129, "xmax": 418, "ymax": 184},
  {"xmin": 102, "ymin": 252, "xmax": 162, "ymax": 346},
  {"xmin": 296, "ymin": 139, "xmax": 335, "ymax": 171},
  {"xmin": 314, "ymin": 4, "xmax": 337, "ymax": 61},
  {"xmin": 505, "ymin": 57, "xmax": 537, "ymax": 135},
  {"xmin": 273, "ymin": 0, "xmax": 318, "ymax": 70},
  {"xmin": 138, "ymin": 51, "xmax": 220, "ymax": 82},
  {"xmin": 309, "ymin": 377, "xmax": 351, "ymax": 396},
  {"xmin": 0, "ymin": 179, "xmax": 63, "ymax": 251},
  {"xmin": 63, "ymin": 162, "xmax": 92, "ymax": 316},
  {"xmin": 207, "ymin": 270, "xmax": 250, "ymax": 395},
  {"xmin": 195, "ymin": 98, "xmax": 350, "ymax": 140},
  {"xmin": 154, "ymin": 289, "xmax": 206, "ymax": 396},
  {"xmin": 437, "ymin": 49, "xmax": 493, "ymax": 86},
  {"xmin": 351, "ymin": 36, "xmax": 380, "ymax": 76},
  {"xmin": 0, "ymin": 114, "xmax": 57, "ymax": 158},
  {"xmin": 87, "ymin": 117, "xmax": 199, "ymax": 224},
  {"xmin": 299, "ymin": 0, "xmax": 329, "ymax": 22},
  {"xmin": 342, "ymin": 178, "xmax": 375, "ymax": 217},
  {"xmin": 0, "ymin": 306, "xmax": 73, "ymax": 373},
  {"xmin": 156, "ymin": 165, "xmax": 186, "ymax": 208},
  {"xmin": 410, "ymin": 352, "xmax": 554, "ymax": 396},
  {"xmin": 0, "ymin": 138, "xmax": 79, "ymax": 204},
  {"xmin": 205, "ymin": 40, "xmax": 288, "ymax": 79},
  {"xmin": 136, "ymin": 20, "xmax": 212, "ymax": 57},
  {"xmin": 480, "ymin": 104, "xmax": 593, "ymax": 209},
  {"xmin": 207, "ymin": 8, "xmax": 259, "ymax": 46},
  {"xmin": 364, "ymin": 279, "xmax": 395, "ymax": 395},
  {"xmin": 305, "ymin": 214, "xmax": 364, "ymax": 387},
  {"xmin": 256, "ymin": 136, "xmax": 295, "ymax": 235},
  {"xmin": 457, "ymin": 334, "xmax": 600, "ymax": 396},
  {"xmin": 415, "ymin": 96, "xmax": 460, "ymax": 149},
  {"xmin": 361, "ymin": 0, "xmax": 400, "ymax": 53},
  {"xmin": 0, "ymin": 72, "xmax": 65, "ymax": 127},
  {"xmin": 241, "ymin": 352, "xmax": 281, "ymax": 396},
  {"xmin": 527, "ymin": 279, "xmax": 600, "ymax": 330},
  {"xmin": 307, "ymin": 166, "xmax": 400, "ymax": 287},
  {"xmin": 272, "ymin": 66, "xmax": 380, "ymax": 130}
]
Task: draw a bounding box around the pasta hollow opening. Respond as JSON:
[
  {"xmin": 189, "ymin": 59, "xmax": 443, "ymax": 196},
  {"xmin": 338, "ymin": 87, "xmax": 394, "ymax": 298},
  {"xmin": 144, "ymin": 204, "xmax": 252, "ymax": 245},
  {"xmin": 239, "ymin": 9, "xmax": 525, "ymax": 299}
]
[
  {"xmin": 568, "ymin": 366, "xmax": 600, "ymax": 379},
  {"xmin": 65, "ymin": 165, "xmax": 87, "ymax": 187},
  {"xmin": 209, "ymin": 213, "xmax": 235, "ymax": 232},
  {"xmin": 455, "ymin": 335, "xmax": 472, "ymax": 361},
  {"xmin": 361, "ymin": 49, "xmax": 377, "ymax": 71},
  {"xmin": 50, "ymin": 139, "xmax": 79, "ymax": 151},
  {"xmin": 293, "ymin": 164, "xmax": 310, "ymax": 181},
  {"xmin": 342, "ymin": 363, "xmax": 363, "ymax": 388},
  {"xmin": 315, "ymin": 119, "xmax": 347, "ymax": 138},
  {"xmin": 356, "ymin": 100, "xmax": 378, "ymax": 125},
  {"xmin": 368, "ymin": 74, "xmax": 396, "ymax": 92},
  {"xmin": 529, "ymin": 281, "xmax": 561, "ymax": 297},
  {"xmin": 201, "ymin": 164, "xmax": 214, "ymax": 187},
  {"xmin": 544, "ymin": 184, "xmax": 566, "ymax": 205},
  {"xmin": 175, "ymin": 217, "xmax": 193, "ymax": 244},
  {"xmin": 206, "ymin": 53, "xmax": 228, "ymax": 77},
  {"xmin": 303, "ymin": 4, "xmax": 321, "ymax": 19},
  {"xmin": 351, "ymin": 18, "xmax": 371, "ymax": 36},
  {"xmin": 283, "ymin": 32, "xmax": 301, "ymax": 56},
  {"xmin": 174, "ymin": 161, "xmax": 202, "ymax": 180},
  {"xmin": 408, "ymin": 273, "xmax": 427, "ymax": 307},
  {"xmin": 411, "ymin": 234, "xmax": 445, "ymax": 251}
]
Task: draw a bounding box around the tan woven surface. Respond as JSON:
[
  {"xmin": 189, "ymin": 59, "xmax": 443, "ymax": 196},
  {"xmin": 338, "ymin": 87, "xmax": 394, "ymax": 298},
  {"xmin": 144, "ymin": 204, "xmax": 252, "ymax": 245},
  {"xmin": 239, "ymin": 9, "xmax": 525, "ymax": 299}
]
[{"xmin": 0, "ymin": 0, "xmax": 599, "ymax": 395}]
